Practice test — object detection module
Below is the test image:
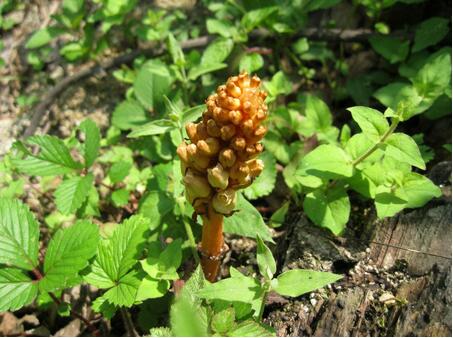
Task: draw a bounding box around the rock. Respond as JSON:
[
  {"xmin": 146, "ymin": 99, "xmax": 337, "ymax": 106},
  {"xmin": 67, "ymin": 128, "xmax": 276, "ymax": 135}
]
[
  {"xmin": 54, "ymin": 319, "xmax": 81, "ymax": 337},
  {"xmin": 378, "ymin": 292, "xmax": 396, "ymax": 305},
  {"xmin": 0, "ymin": 312, "xmax": 22, "ymax": 336}
]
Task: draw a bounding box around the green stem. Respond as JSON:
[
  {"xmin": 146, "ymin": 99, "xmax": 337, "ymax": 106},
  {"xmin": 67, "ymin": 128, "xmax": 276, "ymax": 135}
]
[
  {"xmin": 257, "ymin": 291, "xmax": 268, "ymax": 320},
  {"xmin": 178, "ymin": 200, "xmax": 201, "ymax": 264},
  {"xmin": 351, "ymin": 118, "xmax": 399, "ymax": 167}
]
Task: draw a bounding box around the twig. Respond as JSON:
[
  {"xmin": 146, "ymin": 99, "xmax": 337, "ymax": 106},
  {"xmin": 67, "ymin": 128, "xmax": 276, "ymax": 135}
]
[{"xmin": 120, "ymin": 308, "xmax": 139, "ymax": 337}]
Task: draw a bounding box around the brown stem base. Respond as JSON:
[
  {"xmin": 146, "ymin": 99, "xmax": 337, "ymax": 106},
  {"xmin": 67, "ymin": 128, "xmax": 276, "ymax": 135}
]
[{"xmin": 200, "ymin": 205, "xmax": 224, "ymax": 282}]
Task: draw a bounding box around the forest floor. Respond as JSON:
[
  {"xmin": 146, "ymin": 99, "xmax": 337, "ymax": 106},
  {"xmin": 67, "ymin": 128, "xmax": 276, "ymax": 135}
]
[{"xmin": 0, "ymin": 1, "xmax": 452, "ymax": 337}]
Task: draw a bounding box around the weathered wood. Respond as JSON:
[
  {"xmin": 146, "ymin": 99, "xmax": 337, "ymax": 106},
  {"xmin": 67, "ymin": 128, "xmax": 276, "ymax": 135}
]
[{"xmin": 269, "ymin": 162, "xmax": 452, "ymax": 337}]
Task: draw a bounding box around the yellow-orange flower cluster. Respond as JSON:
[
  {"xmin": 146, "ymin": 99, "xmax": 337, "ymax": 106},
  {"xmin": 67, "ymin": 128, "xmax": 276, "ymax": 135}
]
[{"xmin": 177, "ymin": 72, "xmax": 268, "ymax": 215}]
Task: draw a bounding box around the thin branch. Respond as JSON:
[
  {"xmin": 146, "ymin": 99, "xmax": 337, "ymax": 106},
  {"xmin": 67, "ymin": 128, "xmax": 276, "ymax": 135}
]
[{"xmin": 120, "ymin": 307, "xmax": 139, "ymax": 337}]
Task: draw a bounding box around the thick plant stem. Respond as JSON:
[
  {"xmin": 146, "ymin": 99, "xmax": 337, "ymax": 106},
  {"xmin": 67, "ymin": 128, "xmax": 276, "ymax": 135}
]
[{"xmin": 200, "ymin": 205, "xmax": 224, "ymax": 282}]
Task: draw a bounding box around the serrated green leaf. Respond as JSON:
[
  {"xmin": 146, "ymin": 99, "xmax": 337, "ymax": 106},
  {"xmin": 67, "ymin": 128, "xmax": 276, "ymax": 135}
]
[
  {"xmin": 385, "ymin": 133, "xmax": 426, "ymax": 169},
  {"xmin": 303, "ymin": 186, "xmax": 350, "ymax": 235},
  {"xmin": 211, "ymin": 308, "xmax": 235, "ymax": 334},
  {"xmin": 108, "ymin": 161, "xmax": 132, "ymax": 183},
  {"xmin": 103, "ymin": 270, "xmax": 142, "ymax": 307},
  {"xmin": 92, "ymin": 295, "xmax": 117, "ymax": 319},
  {"xmin": 271, "ymin": 269, "xmax": 342, "ymax": 297},
  {"xmin": 79, "ymin": 119, "xmax": 100, "ymax": 168},
  {"xmin": 256, "ymin": 235, "xmax": 276, "ymax": 280},
  {"xmin": 13, "ymin": 135, "xmax": 82, "ymax": 176},
  {"xmin": 40, "ymin": 220, "xmax": 99, "ymax": 292},
  {"xmin": 127, "ymin": 119, "xmax": 177, "ymax": 138},
  {"xmin": 25, "ymin": 26, "xmax": 65, "ymax": 49},
  {"xmin": 111, "ymin": 188, "xmax": 130, "ymax": 207},
  {"xmin": 134, "ymin": 60, "xmax": 173, "ymax": 111},
  {"xmin": 0, "ymin": 268, "xmax": 38, "ymax": 311},
  {"xmin": 55, "ymin": 174, "xmax": 93, "ymax": 215},
  {"xmin": 188, "ymin": 62, "xmax": 227, "ymax": 81},
  {"xmin": 224, "ymin": 194, "xmax": 273, "ymax": 242},
  {"xmin": 112, "ymin": 100, "xmax": 150, "ymax": 130},
  {"xmin": 298, "ymin": 144, "xmax": 353, "ymax": 179},
  {"xmin": 244, "ymin": 152, "xmax": 277, "ymax": 200},
  {"xmin": 228, "ymin": 320, "xmax": 275, "ymax": 337},
  {"xmin": 413, "ymin": 17, "xmax": 449, "ymax": 53},
  {"xmin": 141, "ymin": 239, "xmax": 182, "ymax": 280},
  {"xmin": 150, "ymin": 327, "xmax": 173, "ymax": 337},
  {"xmin": 302, "ymin": 94, "xmax": 333, "ymax": 132},
  {"xmin": 347, "ymin": 106, "xmax": 389, "ymax": 137},
  {"xmin": 0, "ymin": 199, "xmax": 39, "ymax": 270},
  {"xmin": 93, "ymin": 215, "xmax": 149, "ymax": 282},
  {"xmin": 239, "ymin": 52, "xmax": 264, "ymax": 73}
]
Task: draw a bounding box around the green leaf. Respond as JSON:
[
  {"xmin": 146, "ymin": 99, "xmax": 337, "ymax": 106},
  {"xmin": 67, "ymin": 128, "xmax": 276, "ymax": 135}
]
[
  {"xmin": 244, "ymin": 152, "xmax": 277, "ymax": 200},
  {"xmin": 55, "ymin": 174, "xmax": 93, "ymax": 215},
  {"xmin": 112, "ymin": 100, "xmax": 149, "ymax": 130},
  {"xmin": 347, "ymin": 106, "xmax": 389, "ymax": 137},
  {"xmin": 385, "ymin": 133, "xmax": 426, "ymax": 169},
  {"xmin": 206, "ymin": 19, "xmax": 238, "ymax": 38},
  {"xmin": 25, "ymin": 26, "xmax": 65, "ymax": 49},
  {"xmin": 13, "ymin": 135, "xmax": 82, "ymax": 176},
  {"xmin": 136, "ymin": 277, "xmax": 170, "ymax": 302},
  {"xmin": 239, "ymin": 53, "xmax": 264, "ymax": 73},
  {"xmin": 269, "ymin": 201, "xmax": 289, "ymax": 228},
  {"xmin": 212, "ymin": 308, "xmax": 236, "ymax": 334},
  {"xmin": 40, "ymin": 220, "xmax": 99, "ymax": 292},
  {"xmin": 302, "ymin": 94, "xmax": 333, "ymax": 132},
  {"xmin": 400, "ymin": 173, "xmax": 441, "ymax": 208},
  {"xmin": 150, "ymin": 327, "xmax": 173, "ymax": 337},
  {"xmin": 134, "ymin": 60, "xmax": 173, "ymax": 111},
  {"xmin": 111, "ymin": 188, "xmax": 130, "ymax": 207},
  {"xmin": 108, "ymin": 161, "xmax": 132, "ymax": 183},
  {"xmin": 369, "ymin": 35, "xmax": 409, "ymax": 64},
  {"xmin": 264, "ymin": 71, "xmax": 292, "ymax": 99},
  {"xmin": 241, "ymin": 6, "xmax": 278, "ymax": 32},
  {"xmin": 271, "ymin": 269, "xmax": 342, "ymax": 297},
  {"xmin": 188, "ymin": 62, "xmax": 227, "ymax": 81},
  {"xmin": 0, "ymin": 268, "xmax": 38, "ymax": 311},
  {"xmin": 413, "ymin": 17, "xmax": 449, "ymax": 53},
  {"xmin": 167, "ymin": 33, "xmax": 185, "ymax": 66},
  {"xmin": 170, "ymin": 266, "xmax": 208, "ymax": 336},
  {"xmin": 412, "ymin": 48, "xmax": 451, "ymax": 101},
  {"xmin": 103, "ymin": 270, "xmax": 142, "ymax": 307},
  {"xmin": 0, "ymin": 199, "xmax": 39, "ymax": 270},
  {"xmin": 197, "ymin": 273, "xmax": 261, "ymax": 303},
  {"xmin": 256, "ymin": 236, "xmax": 276, "ymax": 280},
  {"xmin": 87, "ymin": 215, "xmax": 149, "ymax": 283},
  {"xmin": 298, "ymin": 145, "xmax": 353, "ymax": 179},
  {"xmin": 79, "ymin": 119, "xmax": 101, "ymax": 168},
  {"xmin": 345, "ymin": 133, "xmax": 383, "ymax": 164},
  {"xmin": 224, "ymin": 194, "xmax": 273, "ymax": 242},
  {"xmin": 374, "ymin": 185, "xmax": 408, "ymax": 218},
  {"xmin": 303, "ymin": 186, "xmax": 350, "ymax": 235},
  {"xmin": 227, "ymin": 320, "xmax": 275, "ymax": 337},
  {"xmin": 127, "ymin": 119, "xmax": 177, "ymax": 138},
  {"xmin": 141, "ymin": 239, "xmax": 183, "ymax": 280},
  {"xmin": 181, "ymin": 104, "xmax": 205, "ymax": 125},
  {"xmin": 202, "ymin": 38, "xmax": 234, "ymax": 65}
]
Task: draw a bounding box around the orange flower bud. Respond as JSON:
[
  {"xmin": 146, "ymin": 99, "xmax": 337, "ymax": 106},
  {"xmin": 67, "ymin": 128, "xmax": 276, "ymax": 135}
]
[
  {"xmin": 206, "ymin": 119, "xmax": 221, "ymax": 137},
  {"xmin": 220, "ymin": 124, "xmax": 236, "ymax": 141},
  {"xmin": 219, "ymin": 148, "xmax": 236, "ymax": 168},
  {"xmin": 184, "ymin": 169, "xmax": 211, "ymax": 203}
]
